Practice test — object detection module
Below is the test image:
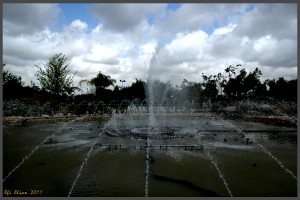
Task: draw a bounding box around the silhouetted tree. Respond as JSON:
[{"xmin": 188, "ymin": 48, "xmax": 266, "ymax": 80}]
[
  {"xmin": 79, "ymin": 71, "xmax": 116, "ymax": 102},
  {"xmin": 287, "ymin": 79, "xmax": 297, "ymax": 101},
  {"xmin": 201, "ymin": 75, "xmax": 218, "ymax": 99},
  {"xmin": 3, "ymin": 69, "xmax": 24, "ymax": 100},
  {"xmin": 112, "ymin": 79, "xmax": 146, "ymax": 102},
  {"xmin": 243, "ymin": 68, "xmax": 262, "ymax": 93},
  {"xmin": 223, "ymin": 68, "xmax": 264, "ymax": 98},
  {"xmin": 265, "ymin": 77, "xmax": 296, "ymax": 101},
  {"xmin": 90, "ymin": 71, "xmax": 116, "ymax": 90},
  {"xmin": 224, "ymin": 64, "xmax": 241, "ymax": 79},
  {"xmin": 130, "ymin": 79, "xmax": 146, "ymax": 100}
]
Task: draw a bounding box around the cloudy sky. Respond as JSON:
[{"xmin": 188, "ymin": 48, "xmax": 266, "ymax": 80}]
[{"xmin": 3, "ymin": 3, "xmax": 297, "ymax": 93}]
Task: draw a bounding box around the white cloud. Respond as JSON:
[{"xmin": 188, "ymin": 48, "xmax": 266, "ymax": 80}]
[
  {"xmin": 213, "ymin": 23, "xmax": 237, "ymax": 36},
  {"xmin": 70, "ymin": 19, "xmax": 88, "ymax": 31},
  {"xmin": 84, "ymin": 44, "xmax": 119, "ymax": 63},
  {"xmin": 155, "ymin": 30, "xmax": 209, "ymax": 68},
  {"xmin": 91, "ymin": 24, "xmax": 103, "ymax": 34},
  {"xmin": 141, "ymin": 41, "xmax": 157, "ymax": 54},
  {"xmin": 253, "ymin": 35, "xmax": 274, "ymax": 52}
]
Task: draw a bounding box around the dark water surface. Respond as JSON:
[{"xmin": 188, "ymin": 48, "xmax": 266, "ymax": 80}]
[{"xmin": 3, "ymin": 119, "xmax": 297, "ymax": 197}]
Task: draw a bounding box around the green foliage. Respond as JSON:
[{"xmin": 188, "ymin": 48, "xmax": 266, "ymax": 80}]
[{"xmin": 35, "ymin": 53, "xmax": 80, "ymax": 96}]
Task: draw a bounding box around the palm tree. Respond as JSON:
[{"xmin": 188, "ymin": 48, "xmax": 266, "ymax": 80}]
[
  {"xmin": 90, "ymin": 72, "xmax": 116, "ymax": 89},
  {"xmin": 79, "ymin": 71, "xmax": 116, "ymax": 95}
]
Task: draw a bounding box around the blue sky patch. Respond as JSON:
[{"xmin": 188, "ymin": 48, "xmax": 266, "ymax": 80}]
[
  {"xmin": 167, "ymin": 3, "xmax": 182, "ymax": 11},
  {"xmin": 58, "ymin": 3, "xmax": 99, "ymax": 31},
  {"xmin": 246, "ymin": 4, "xmax": 255, "ymax": 12}
]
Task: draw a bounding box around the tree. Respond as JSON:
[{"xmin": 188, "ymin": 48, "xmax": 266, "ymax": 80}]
[
  {"xmin": 287, "ymin": 79, "xmax": 297, "ymax": 101},
  {"xmin": 111, "ymin": 79, "xmax": 147, "ymax": 102},
  {"xmin": 79, "ymin": 71, "xmax": 116, "ymax": 101},
  {"xmin": 3, "ymin": 70, "xmax": 23, "ymax": 87},
  {"xmin": 201, "ymin": 64, "xmax": 242, "ymax": 98},
  {"xmin": 180, "ymin": 79, "xmax": 204, "ymax": 105},
  {"xmin": 265, "ymin": 79, "xmax": 276, "ymax": 97},
  {"xmin": 223, "ymin": 68, "xmax": 252, "ymax": 98},
  {"xmin": 129, "ymin": 79, "xmax": 146, "ymax": 100},
  {"xmin": 224, "ymin": 64, "xmax": 240, "ymax": 79},
  {"xmin": 35, "ymin": 53, "xmax": 80, "ymax": 96},
  {"xmin": 3, "ymin": 68, "xmax": 24, "ymax": 100},
  {"xmin": 265, "ymin": 77, "xmax": 297, "ymax": 101},
  {"xmin": 90, "ymin": 71, "xmax": 116, "ymax": 89},
  {"xmin": 243, "ymin": 68, "xmax": 262, "ymax": 92},
  {"xmin": 201, "ymin": 74, "xmax": 218, "ymax": 99}
]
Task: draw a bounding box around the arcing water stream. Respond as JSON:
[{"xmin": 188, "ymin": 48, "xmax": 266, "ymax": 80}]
[
  {"xmin": 225, "ymin": 119, "xmax": 297, "ymax": 181},
  {"xmin": 3, "ymin": 117, "xmax": 83, "ymax": 182},
  {"xmin": 255, "ymin": 143, "xmax": 297, "ymax": 180},
  {"xmin": 205, "ymin": 149, "xmax": 233, "ymax": 197},
  {"xmin": 68, "ymin": 140, "xmax": 98, "ymax": 197}
]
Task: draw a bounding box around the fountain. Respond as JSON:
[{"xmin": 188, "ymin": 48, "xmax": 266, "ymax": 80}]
[
  {"xmin": 3, "ymin": 95, "xmax": 297, "ymax": 197},
  {"xmin": 3, "ymin": 49, "xmax": 297, "ymax": 196}
]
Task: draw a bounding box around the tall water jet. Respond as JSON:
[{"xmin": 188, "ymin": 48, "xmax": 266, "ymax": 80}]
[
  {"xmin": 146, "ymin": 44, "xmax": 164, "ymax": 128},
  {"xmin": 147, "ymin": 79, "xmax": 157, "ymax": 128}
]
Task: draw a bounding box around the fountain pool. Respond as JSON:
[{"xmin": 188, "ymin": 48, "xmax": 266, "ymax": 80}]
[{"xmin": 3, "ymin": 111, "xmax": 297, "ymax": 197}]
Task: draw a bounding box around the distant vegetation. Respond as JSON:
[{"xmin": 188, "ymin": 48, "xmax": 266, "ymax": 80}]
[{"xmin": 3, "ymin": 54, "xmax": 297, "ymax": 114}]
